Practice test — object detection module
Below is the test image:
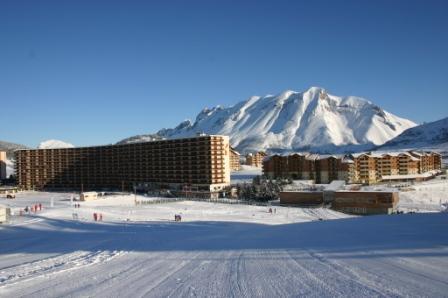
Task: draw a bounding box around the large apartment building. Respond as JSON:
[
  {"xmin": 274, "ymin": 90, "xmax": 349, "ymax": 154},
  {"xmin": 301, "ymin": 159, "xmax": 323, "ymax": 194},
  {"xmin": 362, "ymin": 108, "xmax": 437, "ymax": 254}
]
[
  {"xmin": 15, "ymin": 135, "xmax": 231, "ymax": 194},
  {"xmin": 263, "ymin": 153, "xmax": 354, "ymax": 184},
  {"xmin": 352, "ymin": 151, "xmax": 442, "ymax": 184},
  {"xmin": 263, "ymin": 151, "xmax": 442, "ymax": 184}
]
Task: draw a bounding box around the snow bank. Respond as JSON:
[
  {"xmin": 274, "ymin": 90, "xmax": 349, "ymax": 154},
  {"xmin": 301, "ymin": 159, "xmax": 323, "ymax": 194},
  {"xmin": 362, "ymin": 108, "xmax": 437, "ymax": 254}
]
[{"xmin": 38, "ymin": 139, "xmax": 74, "ymax": 149}]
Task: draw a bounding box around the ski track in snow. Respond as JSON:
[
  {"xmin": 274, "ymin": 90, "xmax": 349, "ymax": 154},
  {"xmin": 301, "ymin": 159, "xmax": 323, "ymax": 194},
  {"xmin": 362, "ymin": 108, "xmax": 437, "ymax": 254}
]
[
  {"xmin": 0, "ymin": 250, "xmax": 125, "ymax": 288},
  {"xmin": 1, "ymin": 191, "xmax": 448, "ymax": 297}
]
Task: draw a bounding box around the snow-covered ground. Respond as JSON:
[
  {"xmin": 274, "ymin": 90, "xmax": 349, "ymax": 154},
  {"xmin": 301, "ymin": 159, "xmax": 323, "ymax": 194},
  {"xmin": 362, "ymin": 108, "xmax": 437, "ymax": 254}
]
[
  {"xmin": 231, "ymin": 165, "xmax": 262, "ymax": 184},
  {"xmin": 5, "ymin": 158, "xmax": 14, "ymax": 178},
  {"xmin": 397, "ymin": 178, "xmax": 448, "ymax": 212},
  {"xmin": 1, "ymin": 191, "xmax": 447, "ymax": 297}
]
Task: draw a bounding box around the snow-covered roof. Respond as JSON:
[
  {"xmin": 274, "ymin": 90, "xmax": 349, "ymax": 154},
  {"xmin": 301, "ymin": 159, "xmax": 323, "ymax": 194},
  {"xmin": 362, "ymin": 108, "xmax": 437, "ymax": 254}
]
[
  {"xmin": 324, "ymin": 180, "xmax": 346, "ymax": 191},
  {"xmin": 305, "ymin": 154, "xmax": 320, "ymax": 161}
]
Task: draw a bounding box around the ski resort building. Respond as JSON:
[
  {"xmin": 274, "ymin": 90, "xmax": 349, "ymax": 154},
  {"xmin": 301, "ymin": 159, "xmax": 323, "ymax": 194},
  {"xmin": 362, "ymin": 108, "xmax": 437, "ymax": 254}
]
[
  {"xmin": 263, "ymin": 153, "xmax": 354, "ymax": 184},
  {"xmin": 279, "ymin": 190, "xmax": 399, "ymax": 215},
  {"xmin": 229, "ymin": 147, "xmax": 241, "ymax": 171},
  {"xmin": 263, "ymin": 151, "xmax": 442, "ymax": 184},
  {"xmin": 246, "ymin": 151, "xmax": 267, "ymax": 168},
  {"xmin": 15, "ymin": 135, "xmax": 231, "ymax": 196},
  {"xmin": 0, "ymin": 151, "xmax": 6, "ymax": 180}
]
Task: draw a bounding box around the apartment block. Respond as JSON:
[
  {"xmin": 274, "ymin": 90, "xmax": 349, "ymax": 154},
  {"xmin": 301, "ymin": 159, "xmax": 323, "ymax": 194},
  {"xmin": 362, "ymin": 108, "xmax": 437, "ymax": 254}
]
[
  {"xmin": 15, "ymin": 135, "xmax": 231, "ymax": 194},
  {"xmin": 0, "ymin": 151, "xmax": 6, "ymax": 180},
  {"xmin": 229, "ymin": 147, "xmax": 241, "ymax": 171},
  {"xmin": 352, "ymin": 153, "xmax": 382, "ymax": 184},
  {"xmin": 263, "ymin": 150, "xmax": 442, "ymax": 184},
  {"xmin": 354, "ymin": 151, "xmax": 442, "ymax": 183},
  {"xmin": 263, "ymin": 153, "xmax": 354, "ymax": 184},
  {"xmin": 246, "ymin": 151, "xmax": 267, "ymax": 168}
]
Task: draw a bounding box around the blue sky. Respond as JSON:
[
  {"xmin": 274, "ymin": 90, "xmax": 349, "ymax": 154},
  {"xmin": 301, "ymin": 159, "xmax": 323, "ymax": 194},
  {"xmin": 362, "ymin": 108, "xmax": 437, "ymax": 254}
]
[{"xmin": 1, "ymin": 0, "xmax": 447, "ymax": 147}]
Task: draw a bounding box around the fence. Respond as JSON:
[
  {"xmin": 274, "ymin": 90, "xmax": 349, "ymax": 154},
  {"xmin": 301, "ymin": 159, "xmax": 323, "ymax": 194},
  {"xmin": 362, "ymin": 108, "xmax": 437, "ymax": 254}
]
[{"xmin": 136, "ymin": 196, "xmax": 273, "ymax": 207}]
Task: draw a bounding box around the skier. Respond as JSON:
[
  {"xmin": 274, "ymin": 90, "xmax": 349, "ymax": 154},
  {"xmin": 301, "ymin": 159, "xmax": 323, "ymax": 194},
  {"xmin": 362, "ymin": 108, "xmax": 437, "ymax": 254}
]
[{"xmin": 93, "ymin": 213, "xmax": 97, "ymax": 221}]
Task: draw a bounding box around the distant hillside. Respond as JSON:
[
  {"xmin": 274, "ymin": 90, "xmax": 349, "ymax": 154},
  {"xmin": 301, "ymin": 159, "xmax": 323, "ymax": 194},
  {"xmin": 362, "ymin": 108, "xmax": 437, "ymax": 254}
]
[
  {"xmin": 379, "ymin": 117, "xmax": 448, "ymax": 150},
  {"xmin": 0, "ymin": 140, "xmax": 28, "ymax": 158},
  {"xmin": 377, "ymin": 117, "xmax": 448, "ymax": 165}
]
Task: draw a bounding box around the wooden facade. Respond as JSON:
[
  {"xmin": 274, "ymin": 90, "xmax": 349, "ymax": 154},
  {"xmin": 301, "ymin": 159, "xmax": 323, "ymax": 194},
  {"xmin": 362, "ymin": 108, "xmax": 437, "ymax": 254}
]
[
  {"xmin": 263, "ymin": 154, "xmax": 353, "ymax": 184},
  {"xmin": 246, "ymin": 151, "xmax": 267, "ymax": 168},
  {"xmin": 263, "ymin": 151, "xmax": 442, "ymax": 184},
  {"xmin": 229, "ymin": 147, "xmax": 241, "ymax": 171},
  {"xmin": 15, "ymin": 135, "xmax": 231, "ymax": 192}
]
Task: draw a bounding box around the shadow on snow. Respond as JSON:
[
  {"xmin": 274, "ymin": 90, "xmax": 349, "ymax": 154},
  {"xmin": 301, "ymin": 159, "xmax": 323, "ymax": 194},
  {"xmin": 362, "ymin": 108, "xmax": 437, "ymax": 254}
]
[{"xmin": 1, "ymin": 213, "xmax": 447, "ymax": 260}]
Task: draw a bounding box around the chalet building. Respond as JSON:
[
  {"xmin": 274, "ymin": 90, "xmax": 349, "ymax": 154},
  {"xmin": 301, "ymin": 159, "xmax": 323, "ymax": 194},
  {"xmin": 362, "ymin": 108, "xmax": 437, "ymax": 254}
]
[
  {"xmin": 263, "ymin": 153, "xmax": 354, "ymax": 184},
  {"xmin": 352, "ymin": 153, "xmax": 382, "ymax": 184},
  {"xmin": 279, "ymin": 190, "xmax": 399, "ymax": 215},
  {"xmin": 263, "ymin": 150, "xmax": 442, "ymax": 185},
  {"xmin": 263, "ymin": 154, "xmax": 288, "ymax": 178},
  {"xmin": 229, "ymin": 147, "xmax": 241, "ymax": 171},
  {"xmin": 378, "ymin": 153, "xmax": 400, "ymax": 176},
  {"xmin": 15, "ymin": 135, "xmax": 231, "ymax": 196},
  {"xmin": 302, "ymin": 154, "xmax": 319, "ymax": 180},
  {"xmin": 318, "ymin": 155, "xmax": 355, "ymax": 183},
  {"xmin": 0, "ymin": 151, "xmax": 6, "ymax": 180},
  {"xmin": 246, "ymin": 151, "xmax": 267, "ymax": 168}
]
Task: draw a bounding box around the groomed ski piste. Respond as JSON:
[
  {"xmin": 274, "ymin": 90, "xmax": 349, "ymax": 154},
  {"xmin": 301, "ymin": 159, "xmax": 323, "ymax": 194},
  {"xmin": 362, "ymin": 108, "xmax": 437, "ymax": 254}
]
[{"xmin": 1, "ymin": 180, "xmax": 448, "ymax": 297}]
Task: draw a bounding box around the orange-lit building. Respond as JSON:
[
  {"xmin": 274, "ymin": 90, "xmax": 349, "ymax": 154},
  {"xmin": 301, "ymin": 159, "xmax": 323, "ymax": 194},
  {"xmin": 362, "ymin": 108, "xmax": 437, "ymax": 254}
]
[
  {"xmin": 246, "ymin": 151, "xmax": 267, "ymax": 168},
  {"xmin": 263, "ymin": 150, "xmax": 442, "ymax": 184},
  {"xmin": 229, "ymin": 147, "xmax": 241, "ymax": 171},
  {"xmin": 0, "ymin": 151, "xmax": 7, "ymax": 180}
]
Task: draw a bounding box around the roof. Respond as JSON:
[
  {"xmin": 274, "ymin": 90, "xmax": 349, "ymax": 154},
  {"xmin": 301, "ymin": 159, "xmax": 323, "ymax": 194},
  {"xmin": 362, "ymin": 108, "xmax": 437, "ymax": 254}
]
[
  {"xmin": 229, "ymin": 146, "xmax": 240, "ymax": 155},
  {"xmin": 15, "ymin": 134, "xmax": 230, "ymax": 152}
]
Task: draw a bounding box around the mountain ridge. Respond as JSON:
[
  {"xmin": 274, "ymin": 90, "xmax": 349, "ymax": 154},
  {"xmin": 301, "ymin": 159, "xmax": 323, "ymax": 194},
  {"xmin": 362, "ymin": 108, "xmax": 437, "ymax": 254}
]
[
  {"xmin": 118, "ymin": 87, "xmax": 416, "ymax": 153},
  {"xmin": 378, "ymin": 117, "xmax": 448, "ymax": 150}
]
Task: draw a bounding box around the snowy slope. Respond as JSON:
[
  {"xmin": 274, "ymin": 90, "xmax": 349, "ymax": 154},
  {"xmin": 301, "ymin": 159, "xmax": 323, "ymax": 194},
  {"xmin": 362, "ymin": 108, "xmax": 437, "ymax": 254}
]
[
  {"xmin": 377, "ymin": 117, "xmax": 448, "ymax": 164},
  {"xmin": 5, "ymin": 159, "xmax": 14, "ymax": 178},
  {"xmin": 38, "ymin": 139, "xmax": 74, "ymax": 149},
  {"xmin": 0, "ymin": 140, "xmax": 28, "ymax": 158},
  {"xmin": 379, "ymin": 117, "xmax": 448, "ymax": 151},
  {"xmin": 119, "ymin": 87, "xmax": 416, "ymax": 153},
  {"xmin": 1, "ymin": 192, "xmax": 448, "ymax": 297}
]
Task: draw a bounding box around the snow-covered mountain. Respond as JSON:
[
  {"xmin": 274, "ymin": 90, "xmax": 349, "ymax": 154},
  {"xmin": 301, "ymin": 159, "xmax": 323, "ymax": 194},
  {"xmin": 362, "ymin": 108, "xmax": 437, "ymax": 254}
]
[
  {"xmin": 119, "ymin": 87, "xmax": 416, "ymax": 153},
  {"xmin": 38, "ymin": 139, "xmax": 74, "ymax": 149},
  {"xmin": 0, "ymin": 140, "xmax": 28, "ymax": 158},
  {"xmin": 0, "ymin": 140, "xmax": 28, "ymax": 178},
  {"xmin": 378, "ymin": 117, "xmax": 448, "ymax": 164},
  {"xmin": 379, "ymin": 117, "xmax": 448, "ymax": 150}
]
